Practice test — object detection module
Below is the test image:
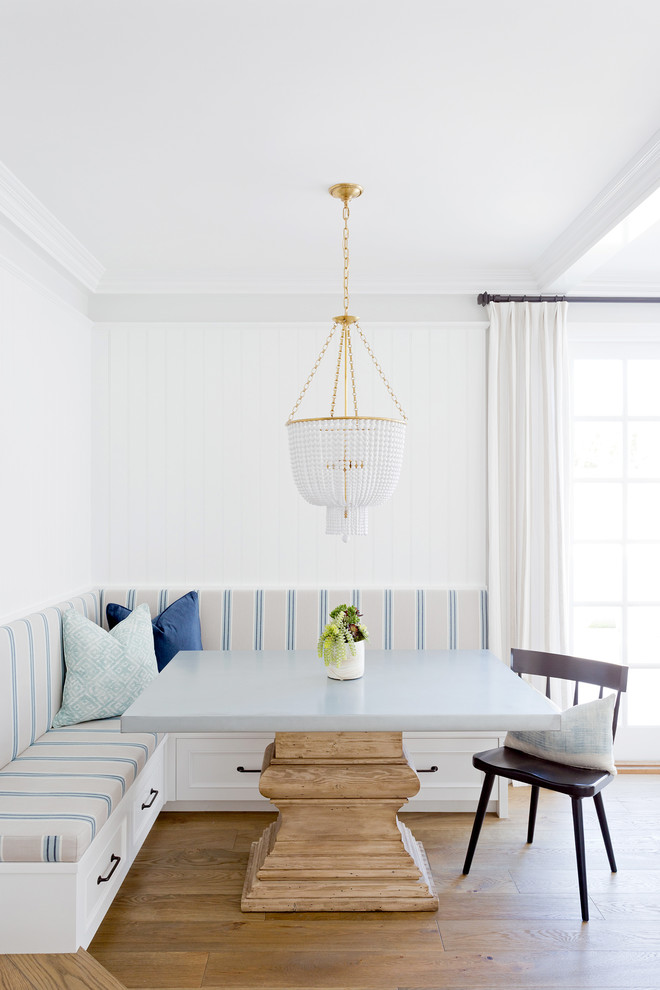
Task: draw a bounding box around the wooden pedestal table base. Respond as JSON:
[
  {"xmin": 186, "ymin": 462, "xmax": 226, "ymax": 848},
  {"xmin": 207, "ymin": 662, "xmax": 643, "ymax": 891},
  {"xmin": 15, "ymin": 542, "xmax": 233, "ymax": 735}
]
[{"xmin": 241, "ymin": 731, "xmax": 439, "ymax": 912}]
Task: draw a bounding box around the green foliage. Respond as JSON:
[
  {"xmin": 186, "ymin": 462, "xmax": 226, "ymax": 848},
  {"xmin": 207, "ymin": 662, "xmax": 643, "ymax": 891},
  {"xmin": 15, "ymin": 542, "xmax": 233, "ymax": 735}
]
[{"xmin": 317, "ymin": 604, "xmax": 369, "ymax": 667}]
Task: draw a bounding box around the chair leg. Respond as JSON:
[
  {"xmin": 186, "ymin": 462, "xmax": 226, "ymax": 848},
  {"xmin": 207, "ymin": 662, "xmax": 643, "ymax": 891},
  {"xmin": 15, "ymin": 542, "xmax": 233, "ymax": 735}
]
[
  {"xmin": 462, "ymin": 772, "xmax": 496, "ymax": 875},
  {"xmin": 594, "ymin": 791, "xmax": 617, "ymax": 873},
  {"xmin": 571, "ymin": 797, "xmax": 589, "ymax": 922},
  {"xmin": 527, "ymin": 785, "xmax": 540, "ymax": 844}
]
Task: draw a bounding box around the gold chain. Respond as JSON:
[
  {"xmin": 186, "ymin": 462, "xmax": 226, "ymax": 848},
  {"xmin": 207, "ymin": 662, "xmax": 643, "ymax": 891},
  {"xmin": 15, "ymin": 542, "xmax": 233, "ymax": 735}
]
[
  {"xmin": 355, "ymin": 322, "xmax": 407, "ymax": 421},
  {"xmin": 287, "ymin": 323, "xmax": 339, "ymax": 422},
  {"xmin": 288, "ymin": 187, "xmax": 406, "ymax": 426},
  {"xmin": 346, "ymin": 323, "xmax": 358, "ymax": 416},
  {"xmin": 330, "ymin": 328, "xmax": 344, "ymax": 417},
  {"xmin": 343, "ymin": 202, "xmax": 350, "ymax": 316}
]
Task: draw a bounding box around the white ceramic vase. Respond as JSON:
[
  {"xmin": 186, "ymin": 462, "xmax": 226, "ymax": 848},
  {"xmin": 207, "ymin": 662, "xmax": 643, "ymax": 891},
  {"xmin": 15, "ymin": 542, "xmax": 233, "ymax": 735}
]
[{"xmin": 327, "ymin": 639, "xmax": 365, "ymax": 680}]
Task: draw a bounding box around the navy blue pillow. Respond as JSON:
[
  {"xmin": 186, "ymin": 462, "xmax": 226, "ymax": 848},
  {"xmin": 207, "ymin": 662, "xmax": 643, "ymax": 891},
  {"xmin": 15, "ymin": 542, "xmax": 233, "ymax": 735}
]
[{"xmin": 106, "ymin": 591, "xmax": 203, "ymax": 671}]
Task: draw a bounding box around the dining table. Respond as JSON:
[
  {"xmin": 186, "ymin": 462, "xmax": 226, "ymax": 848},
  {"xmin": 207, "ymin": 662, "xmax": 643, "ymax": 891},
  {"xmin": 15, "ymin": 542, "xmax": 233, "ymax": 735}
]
[{"xmin": 122, "ymin": 648, "xmax": 559, "ymax": 912}]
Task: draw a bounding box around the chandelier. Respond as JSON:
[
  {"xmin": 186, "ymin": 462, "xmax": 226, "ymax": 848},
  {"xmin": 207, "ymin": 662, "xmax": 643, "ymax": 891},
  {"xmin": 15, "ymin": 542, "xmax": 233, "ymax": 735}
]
[{"xmin": 286, "ymin": 183, "xmax": 407, "ymax": 542}]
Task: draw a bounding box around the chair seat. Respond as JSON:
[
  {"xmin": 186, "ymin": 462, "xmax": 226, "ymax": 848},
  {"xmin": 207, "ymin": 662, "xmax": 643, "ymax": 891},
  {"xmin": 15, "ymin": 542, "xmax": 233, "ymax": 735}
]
[{"xmin": 473, "ymin": 746, "xmax": 613, "ymax": 798}]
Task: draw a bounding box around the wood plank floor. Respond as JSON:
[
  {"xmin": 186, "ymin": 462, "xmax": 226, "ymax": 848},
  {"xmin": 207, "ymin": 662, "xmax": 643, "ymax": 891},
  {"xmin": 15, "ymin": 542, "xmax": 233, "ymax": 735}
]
[
  {"xmin": 89, "ymin": 775, "xmax": 660, "ymax": 990},
  {"xmin": 0, "ymin": 948, "xmax": 127, "ymax": 989}
]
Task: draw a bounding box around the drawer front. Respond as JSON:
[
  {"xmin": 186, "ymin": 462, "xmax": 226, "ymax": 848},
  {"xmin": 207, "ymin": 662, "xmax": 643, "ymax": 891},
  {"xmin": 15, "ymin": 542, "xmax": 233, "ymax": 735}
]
[
  {"xmin": 82, "ymin": 810, "xmax": 128, "ymax": 933},
  {"xmin": 132, "ymin": 742, "xmax": 166, "ymax": 848},
  {"xmin": 405, "ymin": 733, "xmax": 503, "ymax": 803},
  {"xmin": 175, "ymin": 735, "xmax": 273, "ymax": 802}
]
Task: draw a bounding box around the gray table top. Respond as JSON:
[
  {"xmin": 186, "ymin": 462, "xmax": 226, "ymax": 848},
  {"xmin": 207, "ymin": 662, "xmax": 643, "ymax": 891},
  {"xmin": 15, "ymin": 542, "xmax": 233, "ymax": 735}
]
[{"xmin": 121, "ymin": 649, "xmax": 560, "ymax": 734}]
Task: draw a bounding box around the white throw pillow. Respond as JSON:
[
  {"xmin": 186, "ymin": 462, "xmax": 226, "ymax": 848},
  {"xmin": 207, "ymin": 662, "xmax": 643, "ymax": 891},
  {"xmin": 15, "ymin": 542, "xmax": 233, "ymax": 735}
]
[
  {"xmin": 504, "ymin": 692, "xmax": 617, "ymax": 775},
  {"xmin": 53, "ymin": 603, "xmax": 158, "ymax": 727}
]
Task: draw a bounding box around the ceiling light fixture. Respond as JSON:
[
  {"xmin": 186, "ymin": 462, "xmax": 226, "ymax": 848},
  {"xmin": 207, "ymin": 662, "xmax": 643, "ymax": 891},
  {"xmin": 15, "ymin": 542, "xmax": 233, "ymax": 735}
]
[{"xmin": 286, "ymin": 183, "xmax": 407, "ymax": 542}]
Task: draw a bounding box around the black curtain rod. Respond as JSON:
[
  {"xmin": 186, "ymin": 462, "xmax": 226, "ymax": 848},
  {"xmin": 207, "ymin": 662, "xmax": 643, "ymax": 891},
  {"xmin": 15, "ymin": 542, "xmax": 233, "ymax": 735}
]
[{"xmin": 478, "ymin": 292, "xmax": 660, "ymax": 307}]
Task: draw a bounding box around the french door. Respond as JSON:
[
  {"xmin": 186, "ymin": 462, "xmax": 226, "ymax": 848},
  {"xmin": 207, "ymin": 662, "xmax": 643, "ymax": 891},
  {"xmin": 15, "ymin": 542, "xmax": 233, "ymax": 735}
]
[{"xmin": 570, "ymin": 332, "xmax": 660, "ymax": 762}]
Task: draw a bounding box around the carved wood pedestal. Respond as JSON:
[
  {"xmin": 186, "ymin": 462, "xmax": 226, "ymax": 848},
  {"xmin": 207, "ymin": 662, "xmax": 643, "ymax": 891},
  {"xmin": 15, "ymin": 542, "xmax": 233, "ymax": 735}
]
[{"xmin": 241, "ymin": 731, "xmax": 439, "ymax": 912}]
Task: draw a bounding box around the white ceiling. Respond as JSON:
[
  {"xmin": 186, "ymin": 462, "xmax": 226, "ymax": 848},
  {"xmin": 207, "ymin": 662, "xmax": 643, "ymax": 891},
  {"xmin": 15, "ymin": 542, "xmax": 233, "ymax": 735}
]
[{"xmin": 2, "ymin": 0, "xmax": 660, "ymax": 294}]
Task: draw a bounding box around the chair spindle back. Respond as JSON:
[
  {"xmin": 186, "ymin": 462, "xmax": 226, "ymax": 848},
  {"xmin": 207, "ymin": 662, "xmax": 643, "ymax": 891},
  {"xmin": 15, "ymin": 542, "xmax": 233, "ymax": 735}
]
[{"xmin": 511, "ymin": 649, "xmax": 629, "ymax": 740}]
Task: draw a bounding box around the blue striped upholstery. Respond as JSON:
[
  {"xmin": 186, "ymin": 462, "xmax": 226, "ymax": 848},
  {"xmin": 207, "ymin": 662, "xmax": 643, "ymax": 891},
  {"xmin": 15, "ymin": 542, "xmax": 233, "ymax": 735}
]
[
  {"xmin": 0, "ymin": 719, "xmax": 158, "ymax": 862},
  {"xmin": 1, "ymin": 589, "xmax": 487, "ymax": 771},
  {"xmin": 0, "ymin": 586, "xmax": 486, "ymax": 862},
  {"xmin": 0, "ymin": 593, "xmax": 100, "ymax": 770},
  {"xmin": 100, "ymin": 588, "xmax": 488, "ymax": 653}
]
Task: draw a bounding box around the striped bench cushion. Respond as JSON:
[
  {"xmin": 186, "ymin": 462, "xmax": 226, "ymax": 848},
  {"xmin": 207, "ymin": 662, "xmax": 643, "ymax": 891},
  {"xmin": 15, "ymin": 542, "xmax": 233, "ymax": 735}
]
[{"xmin": 0, "ymin": 719, "xmax": 159, "ymax": 863}]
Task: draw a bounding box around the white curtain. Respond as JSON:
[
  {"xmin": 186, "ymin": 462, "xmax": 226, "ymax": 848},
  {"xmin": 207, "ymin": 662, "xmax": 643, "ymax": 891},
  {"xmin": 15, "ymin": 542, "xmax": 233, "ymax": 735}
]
[{"xmin": 487, "ymin": 301, "xmax": 569, "ymax": 673}]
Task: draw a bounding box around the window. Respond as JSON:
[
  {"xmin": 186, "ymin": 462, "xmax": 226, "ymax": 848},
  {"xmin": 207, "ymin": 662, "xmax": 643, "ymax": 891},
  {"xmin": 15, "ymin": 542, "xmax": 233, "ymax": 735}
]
[{"xmin": 571, "ymin": 334, "xmax": 660, "ymax": 762}]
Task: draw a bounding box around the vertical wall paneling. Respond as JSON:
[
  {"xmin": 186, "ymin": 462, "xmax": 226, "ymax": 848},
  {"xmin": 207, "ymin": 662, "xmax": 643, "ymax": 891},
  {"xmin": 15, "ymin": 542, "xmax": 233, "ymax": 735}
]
[
  {"xmin": 183, "ymin": 328, "xmax": 206, "ymax": 581},
  {"xmin": 93, "ymin": 322, "xmax": 487, "ymax": 589},
  {"xmin": 0, "ymin": 265, "xmax": 92, "ymax": 622},
  {"xmin": 91, "ymin": 325, "xmax": 110, "ymax": 582},
  {"xmin": 145, "ymin": 326, "xmax": 168, "ymax": 582},
  {"xmin": 201, "ymin": 328, "xmax": 219, "ymax": 583},
  {"xmin": 221, "ymin": 327, "xmax": 244, "ymax": 581},
  {"xmin": 107, "ymin": 326, "xmax": 129, "ymax": 583},
  {"xmin": 258, "ymin": 326, "xmax": 282, "ymax": 584},
  {"xmin": 128, "ymin": 327, "xmax": 148, "ymax": 579}
]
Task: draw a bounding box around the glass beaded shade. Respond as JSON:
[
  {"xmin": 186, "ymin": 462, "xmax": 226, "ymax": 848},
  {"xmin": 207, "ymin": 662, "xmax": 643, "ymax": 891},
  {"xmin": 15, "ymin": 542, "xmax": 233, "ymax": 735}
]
[{"xmin": 286, "ymin": 184, "xmax": 407, "ymax": 541}]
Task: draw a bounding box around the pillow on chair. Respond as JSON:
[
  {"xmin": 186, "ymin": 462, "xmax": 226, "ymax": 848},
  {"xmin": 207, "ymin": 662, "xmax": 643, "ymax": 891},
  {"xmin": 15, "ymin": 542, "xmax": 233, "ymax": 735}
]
[
  {"xmin": 107, "ymin": 591, "xmax": 202, "ymax": 671},
  {"xmin": 504, "ymin": 692, "xmax": 617, "ymax": 775},
  {"xmin": 54, "ymin": 603, "xmax": 158, "ymax": 727}
]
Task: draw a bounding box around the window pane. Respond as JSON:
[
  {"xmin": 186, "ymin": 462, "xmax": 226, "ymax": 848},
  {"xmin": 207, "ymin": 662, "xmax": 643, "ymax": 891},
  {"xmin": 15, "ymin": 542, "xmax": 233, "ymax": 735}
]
[
  {"xmin": 573, "ymin": 544, "xmax": 622, "ymax": 601},
  {"xmin": 573, "ymin": 606, "xmax": 622, "ymax": 663},
  {"xmin": 573, "ymin": 360, "xmax": 622, "ymax": 416},
  {"xmin": 628, "ymin": 544, "xmax": 660, "ymax": 601},
  {"xmin": 573, "ymin": 483, "xmax": 621, "ymax": 540},
  {"xmin": 628, "ymin": 484, "xmax": 660, "ymax": 540},
  {"xmin": 626, "ymin": 669, "xmax": 660, "ymax": 726},
  {"xmin": 573, "ymin": 422, "xmax": 622, "ymax": 478},
  {"xmin": 629, "ymin": 422, "xmax": 660, "ymax": 478},
  {"xmin": 628, "ymin": 607, "xmax": 660, "ymax": 666},
  {"xmin": 628, "ymin": 360, "xmax": 660, "ymax": 416}
]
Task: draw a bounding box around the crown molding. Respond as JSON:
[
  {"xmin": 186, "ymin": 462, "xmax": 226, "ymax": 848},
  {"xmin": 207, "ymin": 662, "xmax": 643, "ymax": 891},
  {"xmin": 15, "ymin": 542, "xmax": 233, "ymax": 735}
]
[
  {"xmin": 95, "ymin": 320, "xmax": 489, "ymax": 331},
  {"xmin": 0, "ymin": 250, "xmax": 91, "ymax": 320},
  {"xmin": 95, "ymin": 268, "xmax": 536, "ymax": 295},
  {"xmin": 533, "ymin": 129, "xmax": 660, "ymax": 291},
  {"xmin": 0, "ymin": 161, "xmax": 104, "ymax": 291}
]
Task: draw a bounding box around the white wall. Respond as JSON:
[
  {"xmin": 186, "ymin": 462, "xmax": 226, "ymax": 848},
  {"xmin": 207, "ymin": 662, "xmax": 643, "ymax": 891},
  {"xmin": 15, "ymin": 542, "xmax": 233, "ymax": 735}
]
[
  {"xmin": 0, "ymin": 261, "xmax": 92, "ymax": 621},
  {"xmin": 92, "ymin": 321, "xmax": 487, "ymax": 588}
]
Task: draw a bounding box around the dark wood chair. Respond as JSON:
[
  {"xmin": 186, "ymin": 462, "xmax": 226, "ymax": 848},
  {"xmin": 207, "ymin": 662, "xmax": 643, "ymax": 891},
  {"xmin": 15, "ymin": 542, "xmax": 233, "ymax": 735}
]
[{"xmin": 462, "ymin": 648, "xmax": 629, "ymax": 921}]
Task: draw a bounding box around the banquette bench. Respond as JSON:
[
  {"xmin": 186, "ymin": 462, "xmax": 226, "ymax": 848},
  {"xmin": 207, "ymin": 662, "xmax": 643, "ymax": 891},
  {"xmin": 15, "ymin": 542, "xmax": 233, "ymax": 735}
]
[{"xmin": 0, "ymin": 585, "xmax": 500, "ymax": 953}]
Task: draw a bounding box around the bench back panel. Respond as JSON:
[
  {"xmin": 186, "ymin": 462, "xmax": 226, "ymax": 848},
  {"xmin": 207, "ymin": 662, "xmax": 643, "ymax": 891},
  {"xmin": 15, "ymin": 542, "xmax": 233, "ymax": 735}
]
[
  {"xmin": 100, "ymin": 587, "xmax": 488, "ymax": 652},
  {"xmin": 1, "ymin": 587, "xmax": 487, "ymax": 768},
  {"xmin": 0, "ymin": 592, "xmax": 100, "ymax": 767}
]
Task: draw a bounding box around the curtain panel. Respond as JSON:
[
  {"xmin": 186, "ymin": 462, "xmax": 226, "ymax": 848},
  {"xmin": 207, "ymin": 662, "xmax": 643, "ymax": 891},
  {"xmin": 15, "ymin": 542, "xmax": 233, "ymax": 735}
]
[{"xmin": 487, "ymin": 300, "xmax": 569, "ymax": 672}]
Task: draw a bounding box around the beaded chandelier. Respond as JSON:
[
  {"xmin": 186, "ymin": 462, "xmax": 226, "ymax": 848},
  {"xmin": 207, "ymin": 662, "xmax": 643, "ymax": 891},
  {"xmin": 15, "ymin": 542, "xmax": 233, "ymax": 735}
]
[{"xmin": 286, "ymin": 183, "xmax": 407, "ymax": 542}]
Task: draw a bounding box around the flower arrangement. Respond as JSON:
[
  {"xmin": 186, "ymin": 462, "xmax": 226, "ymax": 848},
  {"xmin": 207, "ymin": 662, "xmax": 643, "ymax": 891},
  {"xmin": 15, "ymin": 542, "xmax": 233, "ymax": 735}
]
[{"xmin": 317, "ymin": 604, "xmax": 369, "ymax": 668}]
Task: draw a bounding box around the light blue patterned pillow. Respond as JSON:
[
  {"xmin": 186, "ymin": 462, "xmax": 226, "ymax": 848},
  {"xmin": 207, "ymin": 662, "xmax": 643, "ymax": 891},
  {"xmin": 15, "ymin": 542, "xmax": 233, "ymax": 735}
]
[
  {"xmin": 53, "ymin": 603, "xmax": 158, "ymax": 727},
  {"xmin": 504, "ymin": 692, "xmax": 617, "ymax": 775}
]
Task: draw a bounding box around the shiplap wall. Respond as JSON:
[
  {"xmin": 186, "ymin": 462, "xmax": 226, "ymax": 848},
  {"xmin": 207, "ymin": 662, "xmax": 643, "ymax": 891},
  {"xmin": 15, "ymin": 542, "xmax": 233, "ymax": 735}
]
[
  {"xmin": 0, "ymin": 263, "xmax": 92, "ymax": 621},
  {"xmin": 92, "ymin": 322, "xmax": 487, "ymax": 588}
]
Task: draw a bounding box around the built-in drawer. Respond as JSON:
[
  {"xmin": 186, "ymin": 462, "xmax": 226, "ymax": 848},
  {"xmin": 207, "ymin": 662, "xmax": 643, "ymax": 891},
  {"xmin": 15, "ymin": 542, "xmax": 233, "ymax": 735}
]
[
  {"xmin": 175, "ymin": 733, "xmax": 273, "ymax": 802},
  {"xmin": 404, "ymin": 732, "xmax": 505, "ymax": 809},
  {"xmin": 131, "ymin": 742, "xmax": 166, "ymax": 848},
  {"xmin": 170, "ymin": 731, "xmax": 506, "ymax": 814},
  {"xmin": 82, "ymin": 810, "xmax": 128, "ymax": 934}
]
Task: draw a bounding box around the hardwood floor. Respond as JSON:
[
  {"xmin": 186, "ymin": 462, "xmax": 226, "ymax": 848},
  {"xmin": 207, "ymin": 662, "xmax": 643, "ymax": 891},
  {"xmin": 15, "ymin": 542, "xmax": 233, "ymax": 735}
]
[
  {"xmin": 89, "ymin": 775, "xmax": 660, "ymax": 990},
  {"xmin": 0, "ymin": 949, "xmax": 127, "ymax": 989}
]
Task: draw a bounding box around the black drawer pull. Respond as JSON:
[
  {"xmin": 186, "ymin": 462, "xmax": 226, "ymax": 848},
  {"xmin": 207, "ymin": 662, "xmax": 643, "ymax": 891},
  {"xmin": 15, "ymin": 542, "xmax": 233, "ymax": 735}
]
[
  {"xmin": 418, "ymin": 765, "xmax": 439, "ymax": 773},
  {"xmin": 236, "ymin": 766, "xmax": 261, "ymax": 773},
  {"xmin": 141, "ymin": 788, "xmax": 159, "ymax": 809},
  {"xmin": 97, "ymin": 853, "xmax": 121, "ymax": 885}
]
